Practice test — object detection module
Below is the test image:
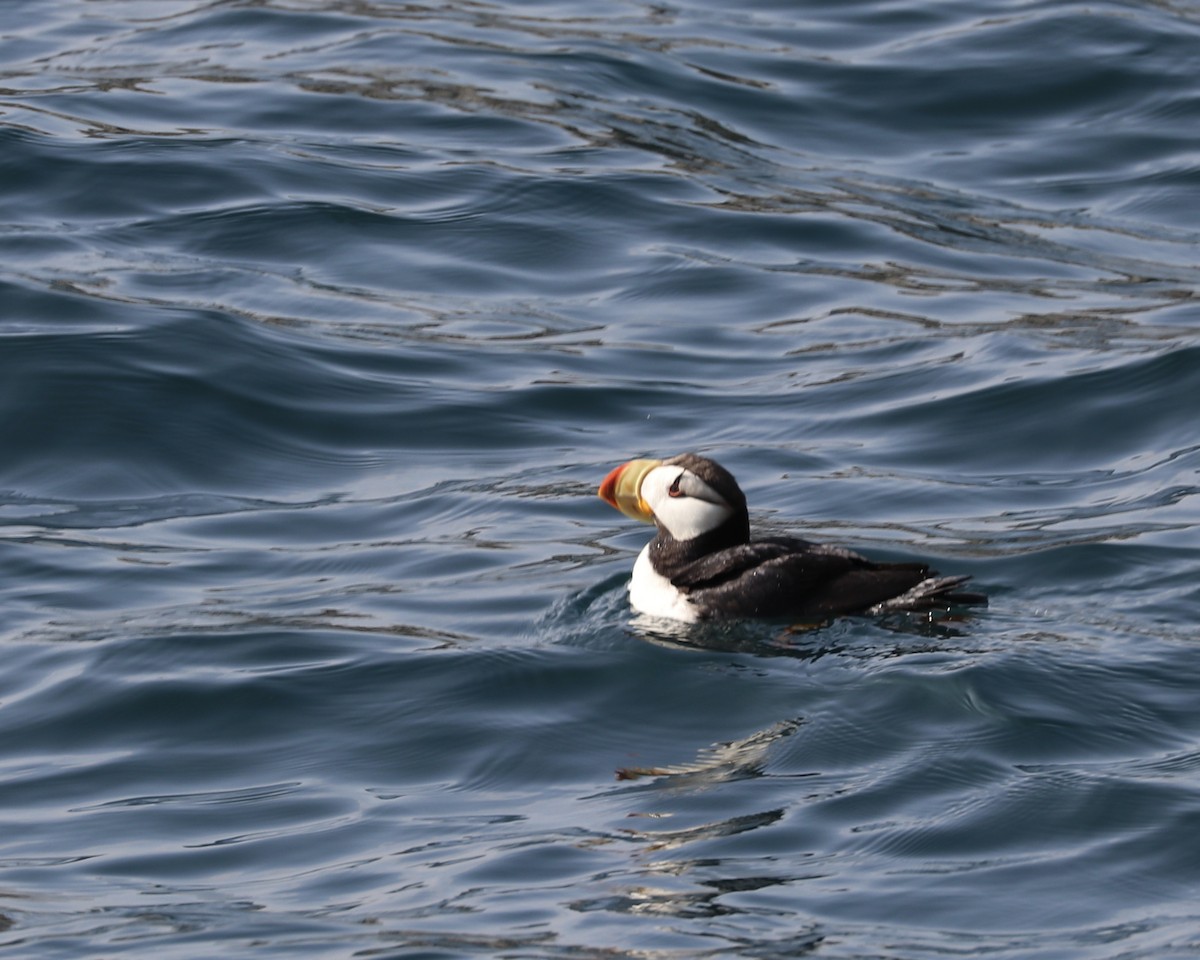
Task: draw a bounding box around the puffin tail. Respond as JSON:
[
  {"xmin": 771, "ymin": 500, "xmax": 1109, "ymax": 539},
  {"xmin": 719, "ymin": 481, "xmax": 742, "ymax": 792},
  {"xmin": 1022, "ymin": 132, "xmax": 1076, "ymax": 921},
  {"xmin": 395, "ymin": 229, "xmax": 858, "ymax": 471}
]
[{"xmin": 868, "ymin": 574, "xmax": 987, "ymax": 614}]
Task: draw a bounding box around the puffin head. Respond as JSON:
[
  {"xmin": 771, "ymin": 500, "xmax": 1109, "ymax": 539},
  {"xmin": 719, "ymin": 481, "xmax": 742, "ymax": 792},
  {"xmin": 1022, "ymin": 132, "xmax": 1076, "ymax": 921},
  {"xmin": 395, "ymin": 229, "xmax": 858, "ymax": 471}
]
[{"xmin": 598, "ymin": 453, "xmax": 748, "ymax": 542}]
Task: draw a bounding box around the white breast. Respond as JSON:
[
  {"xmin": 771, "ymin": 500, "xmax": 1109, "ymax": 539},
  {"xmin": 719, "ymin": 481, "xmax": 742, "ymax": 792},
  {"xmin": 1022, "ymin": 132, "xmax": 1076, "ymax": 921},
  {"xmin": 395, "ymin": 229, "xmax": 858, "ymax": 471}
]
[{"xmin": 627, "ymin": 545, "xmax": 700, "ymax": 622}]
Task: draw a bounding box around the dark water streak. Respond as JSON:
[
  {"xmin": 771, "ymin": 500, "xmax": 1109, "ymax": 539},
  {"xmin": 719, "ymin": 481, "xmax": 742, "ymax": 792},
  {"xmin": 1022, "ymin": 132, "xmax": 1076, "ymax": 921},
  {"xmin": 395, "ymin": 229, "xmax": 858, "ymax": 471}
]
[{"xmin": 2, "ymin": 0, "xmax": 1200, "ymax": 957}]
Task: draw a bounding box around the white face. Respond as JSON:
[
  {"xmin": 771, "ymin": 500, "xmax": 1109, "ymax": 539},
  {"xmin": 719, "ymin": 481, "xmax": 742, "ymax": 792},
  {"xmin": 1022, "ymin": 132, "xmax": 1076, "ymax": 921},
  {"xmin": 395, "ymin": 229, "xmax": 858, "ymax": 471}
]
[{"xmin": 640, "ymin": 464, "xmax": 734, "ymax": 541}]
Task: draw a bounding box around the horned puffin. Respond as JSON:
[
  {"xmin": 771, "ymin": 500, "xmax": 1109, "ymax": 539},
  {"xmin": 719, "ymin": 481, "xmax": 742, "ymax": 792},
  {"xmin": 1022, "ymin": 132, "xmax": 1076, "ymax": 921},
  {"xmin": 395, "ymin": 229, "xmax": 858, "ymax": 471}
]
[{"xmin": 598, "ymin": 453, "xmax": 985, "ymax": 622}]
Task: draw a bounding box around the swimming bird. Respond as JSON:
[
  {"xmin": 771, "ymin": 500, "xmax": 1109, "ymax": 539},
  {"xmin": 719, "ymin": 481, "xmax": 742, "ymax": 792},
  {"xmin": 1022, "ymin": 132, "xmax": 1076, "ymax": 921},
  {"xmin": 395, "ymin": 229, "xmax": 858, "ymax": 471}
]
[{"xmin": 598, "ymin": 453, "xmax": 985, "ymax": 622}]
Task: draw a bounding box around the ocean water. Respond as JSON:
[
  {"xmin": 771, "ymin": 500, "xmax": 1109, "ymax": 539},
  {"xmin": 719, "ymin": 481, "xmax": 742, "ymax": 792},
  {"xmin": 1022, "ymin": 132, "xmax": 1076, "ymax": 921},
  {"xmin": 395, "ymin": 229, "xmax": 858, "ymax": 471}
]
[{"xmin": 2, "ymin": 0, "xmax": 1199, "ymax": 957}]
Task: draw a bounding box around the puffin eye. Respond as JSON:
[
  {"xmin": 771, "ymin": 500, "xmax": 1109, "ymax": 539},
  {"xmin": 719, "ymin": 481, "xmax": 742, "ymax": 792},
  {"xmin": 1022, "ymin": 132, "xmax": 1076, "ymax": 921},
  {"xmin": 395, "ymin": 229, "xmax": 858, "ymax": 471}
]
[{"xmin": 668, "ymin": 473, "xmax": 685, "ymax": 497}]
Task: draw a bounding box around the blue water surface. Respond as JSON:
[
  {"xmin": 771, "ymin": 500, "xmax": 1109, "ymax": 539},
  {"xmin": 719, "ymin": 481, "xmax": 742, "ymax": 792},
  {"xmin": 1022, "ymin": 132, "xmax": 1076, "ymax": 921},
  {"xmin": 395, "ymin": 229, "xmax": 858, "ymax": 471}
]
[{"xmin": 1, "ymin": 0, "xmax": 1199, "ymax": 957}]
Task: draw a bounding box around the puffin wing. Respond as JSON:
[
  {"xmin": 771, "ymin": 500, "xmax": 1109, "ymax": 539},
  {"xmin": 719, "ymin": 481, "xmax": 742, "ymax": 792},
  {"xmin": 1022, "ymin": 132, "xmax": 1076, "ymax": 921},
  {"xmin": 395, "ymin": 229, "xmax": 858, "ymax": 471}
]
[
  {"xmin": 668, "ymin": 538, "xmax": 826, "ymax": 591},
  {"xmin": 673, "ymin": 539, "xmax": 933, "ymax": 619}
]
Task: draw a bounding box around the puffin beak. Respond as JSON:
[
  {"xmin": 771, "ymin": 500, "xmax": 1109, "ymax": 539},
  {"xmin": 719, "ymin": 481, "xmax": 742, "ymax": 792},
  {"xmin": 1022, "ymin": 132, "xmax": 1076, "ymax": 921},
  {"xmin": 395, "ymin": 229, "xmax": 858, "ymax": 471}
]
[{"xmin": 598, "ymin": 458, "xmax": 662, "ymax": 524}]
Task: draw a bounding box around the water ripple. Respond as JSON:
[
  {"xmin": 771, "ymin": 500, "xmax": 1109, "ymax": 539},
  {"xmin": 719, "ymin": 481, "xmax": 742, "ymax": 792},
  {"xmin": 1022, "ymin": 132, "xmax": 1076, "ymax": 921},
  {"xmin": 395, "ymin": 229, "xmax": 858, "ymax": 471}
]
[{"xmin": 2, "ymin": 1, "xmax": 1200, "ymax": 958}]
